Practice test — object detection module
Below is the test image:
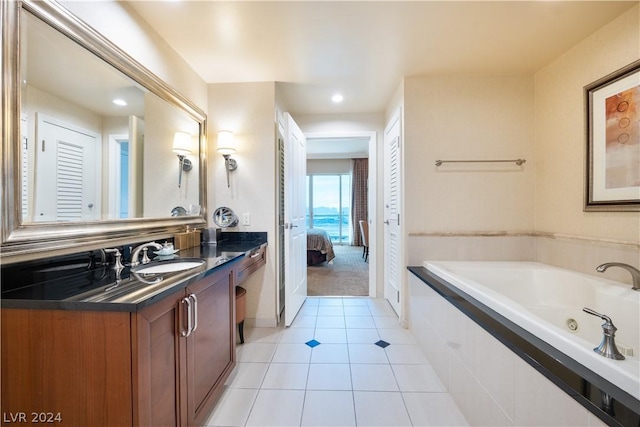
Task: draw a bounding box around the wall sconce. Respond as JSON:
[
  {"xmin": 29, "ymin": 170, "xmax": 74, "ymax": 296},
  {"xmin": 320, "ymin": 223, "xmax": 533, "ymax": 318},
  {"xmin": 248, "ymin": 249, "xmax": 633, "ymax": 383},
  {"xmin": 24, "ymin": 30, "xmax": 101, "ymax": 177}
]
[
  {"xmin": 217, "ymin": 130, "xmax": 237, "ymax": 188},
  {"xmin": 172, "ymin": 131, "xmax": 192, "ymax": 188}
]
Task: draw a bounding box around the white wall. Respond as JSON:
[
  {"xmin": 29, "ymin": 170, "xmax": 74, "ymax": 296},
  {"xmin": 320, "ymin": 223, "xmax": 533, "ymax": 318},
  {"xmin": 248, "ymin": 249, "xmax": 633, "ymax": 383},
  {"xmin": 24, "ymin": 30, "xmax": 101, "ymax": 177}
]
[{"xmin": 208, "ymin": 82, "xmax": 278, "ymax": 326}]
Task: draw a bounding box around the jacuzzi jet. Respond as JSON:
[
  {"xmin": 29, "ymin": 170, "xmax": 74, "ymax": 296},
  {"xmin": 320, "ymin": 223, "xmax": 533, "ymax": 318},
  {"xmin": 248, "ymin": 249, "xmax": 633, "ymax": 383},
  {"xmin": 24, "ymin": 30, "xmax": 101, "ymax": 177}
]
[{"xmin": 566, "ymin": 318, "xmax": 579, "ymax": 332}]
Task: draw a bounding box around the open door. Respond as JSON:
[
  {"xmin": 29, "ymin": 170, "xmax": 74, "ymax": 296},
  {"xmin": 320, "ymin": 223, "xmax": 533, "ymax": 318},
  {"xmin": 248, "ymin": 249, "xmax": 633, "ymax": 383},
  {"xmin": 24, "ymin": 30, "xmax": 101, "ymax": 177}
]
[
  {"xmin": 283, "ymin": 113, "xmax": 307, "ymax": 326},
  {"xmin": 383, "ymin": 110, "xmax": 402, "ymax": 316}
]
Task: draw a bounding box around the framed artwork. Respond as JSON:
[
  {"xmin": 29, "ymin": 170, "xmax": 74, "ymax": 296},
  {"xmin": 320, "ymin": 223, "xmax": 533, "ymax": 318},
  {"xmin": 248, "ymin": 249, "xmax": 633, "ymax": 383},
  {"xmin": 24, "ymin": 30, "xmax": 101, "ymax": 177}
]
[{"xmin": 585, "ymin": 59, "xmax": 640, "ymax": 212}]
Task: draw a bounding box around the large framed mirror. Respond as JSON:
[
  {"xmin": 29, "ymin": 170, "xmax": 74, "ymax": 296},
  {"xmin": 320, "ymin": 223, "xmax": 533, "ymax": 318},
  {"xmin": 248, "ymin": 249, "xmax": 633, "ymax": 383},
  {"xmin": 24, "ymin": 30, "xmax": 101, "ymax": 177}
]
[{"xmin": 1, "ymin": 0, "xmax": 207, "ymax": 263}]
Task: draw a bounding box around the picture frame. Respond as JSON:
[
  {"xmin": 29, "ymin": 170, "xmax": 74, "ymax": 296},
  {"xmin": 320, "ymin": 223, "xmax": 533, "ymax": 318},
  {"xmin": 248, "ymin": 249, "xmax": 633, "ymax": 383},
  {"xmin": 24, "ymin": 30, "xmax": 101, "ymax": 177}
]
[{"xmin": 584, "ymin": 59, "xmax": 640, "ymax": 212}]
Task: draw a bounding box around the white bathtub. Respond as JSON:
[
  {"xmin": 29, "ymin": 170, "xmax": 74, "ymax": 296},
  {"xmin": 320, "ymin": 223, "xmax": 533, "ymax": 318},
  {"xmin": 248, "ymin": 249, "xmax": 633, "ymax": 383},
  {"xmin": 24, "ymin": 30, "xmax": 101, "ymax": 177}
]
[{"xmin": 424, "ymin": 261, "xmax": 640, "ymax": 401}]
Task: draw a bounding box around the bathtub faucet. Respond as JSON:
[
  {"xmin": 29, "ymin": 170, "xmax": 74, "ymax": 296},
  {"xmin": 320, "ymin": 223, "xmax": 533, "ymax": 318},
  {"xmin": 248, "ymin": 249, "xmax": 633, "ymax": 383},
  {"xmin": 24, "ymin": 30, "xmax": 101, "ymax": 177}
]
[
  {"xmin": 596, "ymin": 262, "xmax": 640, "ymax": 291},
  {"xmin": 582, "ymin": 307, "xmax": 625, "ymax": 360}
]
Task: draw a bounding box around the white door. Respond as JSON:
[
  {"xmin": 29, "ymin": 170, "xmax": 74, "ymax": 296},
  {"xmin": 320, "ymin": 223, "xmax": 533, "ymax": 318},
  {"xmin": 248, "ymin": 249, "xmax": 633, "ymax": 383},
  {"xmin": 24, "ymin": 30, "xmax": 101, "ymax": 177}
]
[
  {"xmin": 383, "ymin": 110, "xmax": 402, "ymax": 316},
  {"xmin": 34, "ymin": 114, "xmax": 100, "ymax": 222},
  {"xmin": 283, "ymin": 113, "xmax": 307, "ymax": 326}
]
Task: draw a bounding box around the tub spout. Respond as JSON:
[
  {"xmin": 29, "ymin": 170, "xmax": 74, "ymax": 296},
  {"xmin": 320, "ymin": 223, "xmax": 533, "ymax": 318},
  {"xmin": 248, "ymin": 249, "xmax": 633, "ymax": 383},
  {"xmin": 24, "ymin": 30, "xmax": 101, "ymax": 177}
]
[
  {"xmin": 582, "ymin": 307, "xmax": 625, "ymax": 360},
  {"xmin": 596, "ymin": 262, "xmax": 640, "ymax": 291}
]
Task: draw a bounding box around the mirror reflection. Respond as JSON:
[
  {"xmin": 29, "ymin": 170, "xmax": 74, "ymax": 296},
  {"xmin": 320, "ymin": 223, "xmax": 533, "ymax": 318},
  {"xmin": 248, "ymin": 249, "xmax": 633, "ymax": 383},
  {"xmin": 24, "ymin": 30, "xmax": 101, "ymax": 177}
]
[{"xmin": 20, "ymin": 9, "xmax": 201, "ymax": 223}]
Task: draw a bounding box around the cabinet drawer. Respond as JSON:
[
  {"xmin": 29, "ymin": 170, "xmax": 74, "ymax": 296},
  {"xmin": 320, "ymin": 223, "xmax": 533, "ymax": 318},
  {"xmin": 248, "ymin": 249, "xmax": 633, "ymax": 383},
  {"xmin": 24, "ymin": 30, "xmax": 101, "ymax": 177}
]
[{"xmin": 236, "ymin": 246, "xmax": 266, "ymax": 285}]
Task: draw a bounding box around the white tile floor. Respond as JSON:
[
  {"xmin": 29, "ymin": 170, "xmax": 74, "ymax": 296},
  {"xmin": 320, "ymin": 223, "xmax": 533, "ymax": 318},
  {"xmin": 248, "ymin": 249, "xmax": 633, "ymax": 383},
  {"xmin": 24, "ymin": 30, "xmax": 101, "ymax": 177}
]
[{"xmin": 204, "ymin": 297, "xmax": 469, "ymax": 427}]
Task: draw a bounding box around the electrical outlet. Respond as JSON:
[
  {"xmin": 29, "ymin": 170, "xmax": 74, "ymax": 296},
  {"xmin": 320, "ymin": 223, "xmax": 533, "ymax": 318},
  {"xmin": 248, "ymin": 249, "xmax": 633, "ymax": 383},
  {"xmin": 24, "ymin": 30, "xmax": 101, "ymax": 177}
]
[{"xmin": 242, "ymin": 212, "xmax": 251, "ymax": 226}]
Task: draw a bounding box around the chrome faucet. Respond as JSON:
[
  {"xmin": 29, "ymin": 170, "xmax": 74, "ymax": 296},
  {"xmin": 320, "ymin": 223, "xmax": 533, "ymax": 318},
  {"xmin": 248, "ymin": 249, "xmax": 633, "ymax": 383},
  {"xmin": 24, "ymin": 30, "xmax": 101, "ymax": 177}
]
[
  {"xmin": 103, "ymin": 248, "xmax": 125, "ymax": 270},
  {"xmin": 130, "ymin": 242, "xmax": 163, "ymax": 266},
  {"xmin": 596, "ymin": 262, "xmax": 640, "ymax": 291},
  {"xmin": 582, "ymin": 307, "xmax": 625, "ymax": 360}
]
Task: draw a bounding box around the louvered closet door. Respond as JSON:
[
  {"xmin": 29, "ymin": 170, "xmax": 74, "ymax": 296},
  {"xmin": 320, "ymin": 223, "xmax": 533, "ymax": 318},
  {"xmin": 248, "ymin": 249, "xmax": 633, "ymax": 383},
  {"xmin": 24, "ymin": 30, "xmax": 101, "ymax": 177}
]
[
  {"xmin": 21, "ymin": 114, "xmax": 29, "ymax": 220},
  {"xmin": 383, "ymin": 110, "xmax": 402, "ymax": 316},
  {"xmin": 34, "ymin": 114, "xmax": 100, "ymax": 222}
]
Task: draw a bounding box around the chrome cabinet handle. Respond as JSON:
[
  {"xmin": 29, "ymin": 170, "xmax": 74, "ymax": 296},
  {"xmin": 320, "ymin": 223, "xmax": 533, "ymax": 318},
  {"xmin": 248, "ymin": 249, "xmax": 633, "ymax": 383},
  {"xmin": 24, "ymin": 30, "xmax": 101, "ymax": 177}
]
[
  {"xmin": 250, "ymin": 252, "xmax": 261, "ymax": 258},
  {"xmin": 189, "ymin": 293, "xmax": 198, "ymax": 333},
  {"xmin": 181, "ymin": 296, "xmax": 192, "ymax": 337}
]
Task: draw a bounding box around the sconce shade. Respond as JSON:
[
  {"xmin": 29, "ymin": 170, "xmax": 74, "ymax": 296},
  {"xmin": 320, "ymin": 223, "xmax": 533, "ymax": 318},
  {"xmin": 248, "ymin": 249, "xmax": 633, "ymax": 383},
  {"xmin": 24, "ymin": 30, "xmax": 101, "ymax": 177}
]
[
  {"xmin": 173, "ymin": 131, "xmax": 192, "ymax": 155},
  {"xmin": 217, "ymin": 130, "xmax": 236, "ymax": 155}
]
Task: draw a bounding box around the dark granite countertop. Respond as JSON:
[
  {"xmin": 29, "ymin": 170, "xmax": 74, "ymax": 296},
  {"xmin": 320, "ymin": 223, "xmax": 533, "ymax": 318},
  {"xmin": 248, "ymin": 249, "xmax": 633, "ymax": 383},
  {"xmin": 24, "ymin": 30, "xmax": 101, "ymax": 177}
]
[{"xmin": 1, "ymin": 232, "xmax": 267, "ymax": 313}]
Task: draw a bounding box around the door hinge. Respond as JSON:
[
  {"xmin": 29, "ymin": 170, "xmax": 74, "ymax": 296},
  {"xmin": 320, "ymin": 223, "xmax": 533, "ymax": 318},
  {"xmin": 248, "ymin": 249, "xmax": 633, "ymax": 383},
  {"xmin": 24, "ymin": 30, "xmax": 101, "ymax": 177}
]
[{"xmin": 41, "ymin": 140, "xmax": 45, "ymax": 152}]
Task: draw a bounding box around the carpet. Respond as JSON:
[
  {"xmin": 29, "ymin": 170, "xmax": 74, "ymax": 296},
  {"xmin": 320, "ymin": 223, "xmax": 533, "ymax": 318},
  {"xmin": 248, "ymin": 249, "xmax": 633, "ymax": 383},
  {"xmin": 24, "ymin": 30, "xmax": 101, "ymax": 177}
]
[{"xmin": 307, "ymin": 245, "xmax": 369, "ymax": 296}]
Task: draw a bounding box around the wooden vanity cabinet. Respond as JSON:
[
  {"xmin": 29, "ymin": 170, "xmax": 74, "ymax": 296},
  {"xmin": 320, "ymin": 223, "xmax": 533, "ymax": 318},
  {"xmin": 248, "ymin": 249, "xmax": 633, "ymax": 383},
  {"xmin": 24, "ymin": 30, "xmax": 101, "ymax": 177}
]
[
  {"xmin": 1, "ymin": 264, "xmax": 236, "ymax": 427},
  {"xmin": 133, "ymin": 265, "xmax": 235, "ymax": 427},
  {"xmin": 235, "ymin": 245, "xmax": 266, "ymax": 285}
]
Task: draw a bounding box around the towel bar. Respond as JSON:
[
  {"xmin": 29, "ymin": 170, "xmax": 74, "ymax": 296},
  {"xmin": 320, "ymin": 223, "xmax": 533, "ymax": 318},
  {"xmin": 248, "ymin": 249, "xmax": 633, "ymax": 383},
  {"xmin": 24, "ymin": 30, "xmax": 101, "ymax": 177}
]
[{"xmin": 435, "ymin": 159, "xmax": 526, "ymax": 167}]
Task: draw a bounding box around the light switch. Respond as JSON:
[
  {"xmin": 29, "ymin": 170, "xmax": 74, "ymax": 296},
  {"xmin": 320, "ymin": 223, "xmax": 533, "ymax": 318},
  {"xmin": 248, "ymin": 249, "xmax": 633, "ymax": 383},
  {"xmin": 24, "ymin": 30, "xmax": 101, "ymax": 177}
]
[{"xmin": 242, "ymin": 212, "xmax": 251, "ymax": 226}]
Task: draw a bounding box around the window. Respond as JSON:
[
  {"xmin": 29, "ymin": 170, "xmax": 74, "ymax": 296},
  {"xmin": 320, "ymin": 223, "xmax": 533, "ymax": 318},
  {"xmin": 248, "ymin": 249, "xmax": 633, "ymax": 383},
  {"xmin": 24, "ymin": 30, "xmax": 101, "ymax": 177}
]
[{"xmin": 306, "ymin": 174, "xmax": 351, "ymax": 244}]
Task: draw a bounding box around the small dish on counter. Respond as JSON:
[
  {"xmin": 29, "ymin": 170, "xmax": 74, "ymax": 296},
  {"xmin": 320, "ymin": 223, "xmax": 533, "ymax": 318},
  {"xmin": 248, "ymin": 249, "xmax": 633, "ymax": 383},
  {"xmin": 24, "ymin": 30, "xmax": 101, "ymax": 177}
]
[
  {"xmin": 154, "ymin": 249, "xmax": 179, "ymax": 256},
  {"xmin": 154, "ymin": 254, "xmax": 179, "ymax": 261}
]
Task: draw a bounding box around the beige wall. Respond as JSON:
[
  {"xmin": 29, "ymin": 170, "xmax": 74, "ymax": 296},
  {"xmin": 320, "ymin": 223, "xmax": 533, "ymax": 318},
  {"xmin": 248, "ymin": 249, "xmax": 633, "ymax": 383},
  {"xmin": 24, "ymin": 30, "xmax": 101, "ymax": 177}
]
[
  {"xmin": 530, "ymin": 4, "xmax": 640, "ymax": 282},
  {"xmin": 208, "ymin": 82, "xmax": 278, "ymax": 326},
  {"xmin": 534, "ymin": 4, "xmax": 640, "ymax": 244},
  {"xmin": 403, "ymin": 75, "xmax": 536, "ymax": 234},
  {"xmin": 143, "ymin": 94, "xmax": 201, "ymax": 217},
  {"xmin": 307, "ymin": 159, "xmax": 352, "ymax": 175},
  {"xmin": 403, "ymin": 5, "xmax": 639, "ymax": 284}
]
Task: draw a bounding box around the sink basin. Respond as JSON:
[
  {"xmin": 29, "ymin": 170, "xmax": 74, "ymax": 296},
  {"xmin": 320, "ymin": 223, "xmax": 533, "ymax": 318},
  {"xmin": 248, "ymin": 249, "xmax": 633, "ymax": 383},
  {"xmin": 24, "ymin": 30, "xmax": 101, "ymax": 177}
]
[{"xmin": 132, "ymin": 259, "xmax": 205, "ymax": 274}]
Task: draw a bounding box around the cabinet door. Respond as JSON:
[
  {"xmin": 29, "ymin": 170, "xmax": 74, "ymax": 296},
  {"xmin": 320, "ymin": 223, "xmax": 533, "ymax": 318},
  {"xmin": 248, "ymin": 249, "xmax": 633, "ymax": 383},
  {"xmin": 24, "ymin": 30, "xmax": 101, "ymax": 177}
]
[
  {"xmin": 185, "ymin": 268, "xmax": 235, "ymax": 426},
  {"xmin": 1, "ymin": 309, "xmax": 132, "ymax": 427},
  {"xmin": 134, "ymin": 292, "xmax": 187, "ymax": 427}
]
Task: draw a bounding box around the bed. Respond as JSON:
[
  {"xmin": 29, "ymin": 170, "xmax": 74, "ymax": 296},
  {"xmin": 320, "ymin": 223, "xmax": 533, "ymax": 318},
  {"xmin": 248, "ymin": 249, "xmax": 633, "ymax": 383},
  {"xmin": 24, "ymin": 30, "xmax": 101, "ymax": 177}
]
[{"xmin": 306, "ymin": 228, "xmax": 336, "ymax": 265}]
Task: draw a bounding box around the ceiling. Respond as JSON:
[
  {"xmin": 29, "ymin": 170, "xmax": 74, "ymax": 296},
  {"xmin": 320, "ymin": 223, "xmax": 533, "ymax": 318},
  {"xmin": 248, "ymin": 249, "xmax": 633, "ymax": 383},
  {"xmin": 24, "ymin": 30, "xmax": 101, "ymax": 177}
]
[{"xmin": 126, "ymin": 1, "xmax": 636, "ymax": 115}]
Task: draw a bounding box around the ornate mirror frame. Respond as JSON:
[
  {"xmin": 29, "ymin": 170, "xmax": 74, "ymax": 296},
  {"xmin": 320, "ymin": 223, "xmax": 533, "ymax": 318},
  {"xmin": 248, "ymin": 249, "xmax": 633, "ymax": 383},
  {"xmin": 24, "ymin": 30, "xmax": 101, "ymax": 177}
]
[{"xmin": 1, "ymin": 0, "xmax": 208, "ymax": 263}]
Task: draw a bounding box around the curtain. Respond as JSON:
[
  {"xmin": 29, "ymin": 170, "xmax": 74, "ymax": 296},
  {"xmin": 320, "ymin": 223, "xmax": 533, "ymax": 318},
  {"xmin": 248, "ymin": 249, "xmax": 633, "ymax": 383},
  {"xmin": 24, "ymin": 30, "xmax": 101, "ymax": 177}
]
[{"xmin": 351, "ymin": 158, "xmax": 368, "ymax": 246}]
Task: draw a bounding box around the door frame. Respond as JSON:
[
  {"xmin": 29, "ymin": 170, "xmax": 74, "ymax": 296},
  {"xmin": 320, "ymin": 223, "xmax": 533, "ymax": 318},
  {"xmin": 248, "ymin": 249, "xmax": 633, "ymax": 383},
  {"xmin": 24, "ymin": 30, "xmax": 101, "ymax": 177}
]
[
  {"xmin": 108, "ymin": 134, "xmax": 129, "ymax": 219},
  {"xmin": 304, "ymin": 131, "xmax": 378, "ymax": 298}
]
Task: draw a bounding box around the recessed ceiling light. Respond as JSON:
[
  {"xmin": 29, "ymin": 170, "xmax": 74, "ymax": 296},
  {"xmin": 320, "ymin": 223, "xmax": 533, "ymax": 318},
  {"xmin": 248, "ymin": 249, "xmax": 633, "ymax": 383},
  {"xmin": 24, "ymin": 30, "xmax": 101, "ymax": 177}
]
[
  {"xmin": 332, "ymin": 94, "xmax": 343, "ymax": 103},
  {"xmin": 112, "ymin": 99, "xmax": 127, "ymax": 106}
]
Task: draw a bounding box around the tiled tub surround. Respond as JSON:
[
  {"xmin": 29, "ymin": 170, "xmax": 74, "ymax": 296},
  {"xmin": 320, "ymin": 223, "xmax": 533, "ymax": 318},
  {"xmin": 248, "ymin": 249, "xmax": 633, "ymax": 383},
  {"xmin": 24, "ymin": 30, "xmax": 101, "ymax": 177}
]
[
  {"xmin": 407, "ymin": 232, "xmax": 639, "ymax": 287},
  {"xmin": 408, "ymin": 266, "xmax": 640, "ymax": 427}
]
